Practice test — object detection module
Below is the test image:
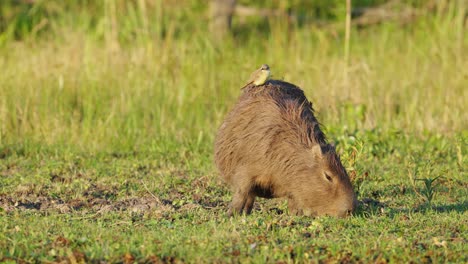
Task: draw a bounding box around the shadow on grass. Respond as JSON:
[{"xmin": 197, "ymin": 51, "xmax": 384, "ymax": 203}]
[
  {"xmin": 391, "ymin": 201, "xmax": 468, "ymax": 215},
  {"xmin": 419, "ymin": 201, "xmax": 468, "ymax": 213},
  {"xmin": 352, "ymin": 198, "xmax": 467, "ymax": 218}
]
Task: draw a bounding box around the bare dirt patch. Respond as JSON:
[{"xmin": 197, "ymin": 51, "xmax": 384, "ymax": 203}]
[
  {"xmin": 0, "ymin": 183, "xmax": 188, "ymax": 215},
  {"xmin": 0, "ymin": 181, "xmax": 228, "ymax": 216}
]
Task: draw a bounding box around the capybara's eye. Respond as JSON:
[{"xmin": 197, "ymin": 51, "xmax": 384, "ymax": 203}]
[{"xmin": 325, "ymin": 173, "xmax": 333, "ymax": 182}]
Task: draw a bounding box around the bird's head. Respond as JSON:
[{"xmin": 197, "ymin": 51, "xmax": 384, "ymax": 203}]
[{"xmin": 261, "ymin": 64, "xmax": 270, "ymax": 71}]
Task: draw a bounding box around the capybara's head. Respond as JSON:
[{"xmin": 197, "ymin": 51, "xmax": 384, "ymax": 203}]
[{"xmin": 295, "ymin": 144, "xmax": 357, "ymax": 218}]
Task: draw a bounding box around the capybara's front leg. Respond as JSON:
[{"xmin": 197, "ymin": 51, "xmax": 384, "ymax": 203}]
[{"xmin": 288, "ymin": 197, "xmax": 302, "ymax": 216}]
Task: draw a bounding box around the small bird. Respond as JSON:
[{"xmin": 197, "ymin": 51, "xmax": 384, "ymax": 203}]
[{"xmin": 241, "ymin": 64, "xmax": 271, "ymax": 89}]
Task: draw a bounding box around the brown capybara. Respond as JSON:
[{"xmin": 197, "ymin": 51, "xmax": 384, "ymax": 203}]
[{"xmin": 214, "ymin": 80, "xmax": 357, "ymax": 218}]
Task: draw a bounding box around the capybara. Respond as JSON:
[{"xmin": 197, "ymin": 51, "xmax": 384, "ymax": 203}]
[{"xmin": 214, "ymin": 80, "xmax": 357, "ymax": 217}]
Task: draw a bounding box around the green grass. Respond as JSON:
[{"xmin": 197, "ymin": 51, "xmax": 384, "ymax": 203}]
[
  {"xmin": 0, "ymin": 1, "xmax": 467, "ymax": 263},
  {"xmin": 0, "ymin": 133, "xmax": 466, "ymax": 262}
]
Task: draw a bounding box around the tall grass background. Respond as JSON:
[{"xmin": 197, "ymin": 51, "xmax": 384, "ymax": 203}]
[{"xmin": 0, "ymin": 1, "xmax": 466, "ymax": 154}]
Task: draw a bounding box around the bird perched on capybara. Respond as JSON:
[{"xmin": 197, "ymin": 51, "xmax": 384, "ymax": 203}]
[{"xmin": 214, "ymin": 80, "xmax": 357, "ymax": 218}]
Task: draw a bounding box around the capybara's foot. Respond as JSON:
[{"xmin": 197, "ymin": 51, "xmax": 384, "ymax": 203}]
[{"xmin": 228, "ymin": 192, "xmax": 255, "ymax": 216}]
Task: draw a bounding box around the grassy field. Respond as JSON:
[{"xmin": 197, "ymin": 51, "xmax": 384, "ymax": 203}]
[{"xmin": 0, "ymin": 1, "xmax": 467, "ymax": 263}]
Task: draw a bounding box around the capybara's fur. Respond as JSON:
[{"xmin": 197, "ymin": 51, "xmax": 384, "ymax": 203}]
[{"xmin": 214, "ymin": 80, "xmax": 357, "ymax": 217}]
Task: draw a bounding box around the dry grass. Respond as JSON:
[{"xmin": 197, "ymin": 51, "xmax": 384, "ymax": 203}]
[{"xmin": 1, "ymin": 17, "xmax": 466, "ymax": 150}]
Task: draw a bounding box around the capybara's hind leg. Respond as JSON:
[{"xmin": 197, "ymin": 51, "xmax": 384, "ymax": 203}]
[
  {"xmin": 243, "ymin": 194, "xmax": 256, "ymax": 214},
  {"xmin": 228, "ymin": 191, "xmax": 255, "ymax": 216},
  {"xmin": 229, "ymin": 192, "xmax": 255, "ymax": 216},
  {"xmin": 228, "ymin": 190, "xmax": 248, "ymax": 216},
  {"xmin": 228, "ymin": 169, "xmax": 254, "ymax": 216}
]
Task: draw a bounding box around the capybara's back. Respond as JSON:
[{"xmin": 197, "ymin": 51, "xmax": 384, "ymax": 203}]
[{"xmin": 214, "ymin": 80, "xmax": 357, "ymax": 217}]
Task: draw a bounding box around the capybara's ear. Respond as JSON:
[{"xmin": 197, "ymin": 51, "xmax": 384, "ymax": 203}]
[{"xmin": 311, "ymin": 144, "xmax": 323, "ymax": 158}]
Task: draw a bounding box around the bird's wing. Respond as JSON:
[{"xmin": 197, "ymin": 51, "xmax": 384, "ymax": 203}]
[
  {"xmin": 241, "ymin": 69, "xmax": 260, "ymax": 89},
  {"xmin": 248, "ymin": 69, "xmax": 259, "ymax": 81}
]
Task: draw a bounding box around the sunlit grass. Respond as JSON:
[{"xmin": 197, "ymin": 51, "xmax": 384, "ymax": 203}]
[
  {"xmin": 0, "ymin": 1, "xmax": 467, "ymax": 262},
  {"xmin": 1, "ymin": 10, "xmax": 466, "ymax": 152}
]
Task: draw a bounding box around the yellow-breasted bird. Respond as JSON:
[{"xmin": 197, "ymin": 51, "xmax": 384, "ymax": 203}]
[{"xmin": 241, "ymin": 64, "xmax": 271, "ymax": 89}]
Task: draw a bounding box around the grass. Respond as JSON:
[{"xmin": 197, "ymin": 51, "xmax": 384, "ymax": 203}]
[
  {"xmin": 0, "ymin": 1, "xmax": 467, "ymax": 263},
  {"xmin": 0, "ymin": 134, "xmax": 466, "ymax": 262}
]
